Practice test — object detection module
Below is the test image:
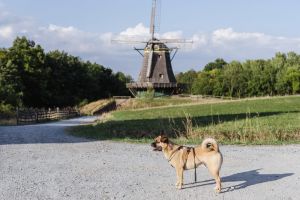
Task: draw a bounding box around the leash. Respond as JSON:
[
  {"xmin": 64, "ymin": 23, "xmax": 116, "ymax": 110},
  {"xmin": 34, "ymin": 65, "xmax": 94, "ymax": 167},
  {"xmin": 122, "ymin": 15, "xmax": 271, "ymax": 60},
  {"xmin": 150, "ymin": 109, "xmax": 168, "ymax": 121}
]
[{"xmin": 192, "ymin": 147, "xmax": 197, "ymax": 183}]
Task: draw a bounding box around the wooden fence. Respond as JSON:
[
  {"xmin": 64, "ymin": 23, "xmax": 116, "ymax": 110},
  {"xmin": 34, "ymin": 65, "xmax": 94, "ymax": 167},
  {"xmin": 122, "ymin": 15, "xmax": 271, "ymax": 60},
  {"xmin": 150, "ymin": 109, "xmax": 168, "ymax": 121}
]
[{"xmin": 16, "ymin": 107, "xmax": 80, "ymax": 125}]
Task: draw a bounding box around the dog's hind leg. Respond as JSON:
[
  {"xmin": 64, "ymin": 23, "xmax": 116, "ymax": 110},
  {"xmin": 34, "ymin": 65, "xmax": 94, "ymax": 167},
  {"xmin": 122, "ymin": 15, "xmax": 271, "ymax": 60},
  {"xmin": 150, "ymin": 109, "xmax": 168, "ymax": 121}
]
[
  {"xmin": 211, "ymin": 171, "xmax": 221, "ymax": 193},
  {"xmin": 205, "ymin": 153, "xmax": 223, "ymax": 192},
  {"xmin": 206, "ymin": 161, "xmax": 222, "ymax": 192}
]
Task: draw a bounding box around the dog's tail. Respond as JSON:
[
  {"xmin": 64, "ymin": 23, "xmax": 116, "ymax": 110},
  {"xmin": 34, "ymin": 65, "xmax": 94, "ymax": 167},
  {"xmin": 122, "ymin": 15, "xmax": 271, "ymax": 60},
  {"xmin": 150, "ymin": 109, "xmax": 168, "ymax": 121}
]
[{"xmin": 201, "ymin": 138, "xmax": 219, "ymax": 152}]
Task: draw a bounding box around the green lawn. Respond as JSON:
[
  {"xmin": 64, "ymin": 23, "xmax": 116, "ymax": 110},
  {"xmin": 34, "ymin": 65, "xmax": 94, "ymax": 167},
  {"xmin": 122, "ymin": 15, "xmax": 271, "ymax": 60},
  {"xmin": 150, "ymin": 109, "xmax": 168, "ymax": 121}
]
[{"xmin": 71, "ymin": 96, "xmax": 300, "ymax": 144}]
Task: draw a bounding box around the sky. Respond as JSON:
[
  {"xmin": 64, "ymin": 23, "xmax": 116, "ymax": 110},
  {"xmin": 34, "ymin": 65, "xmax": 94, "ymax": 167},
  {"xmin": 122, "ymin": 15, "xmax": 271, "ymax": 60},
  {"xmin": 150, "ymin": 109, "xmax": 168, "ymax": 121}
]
[{"xmin": 1, "ymin": 0, "xmax": 300, "ymax": 79}]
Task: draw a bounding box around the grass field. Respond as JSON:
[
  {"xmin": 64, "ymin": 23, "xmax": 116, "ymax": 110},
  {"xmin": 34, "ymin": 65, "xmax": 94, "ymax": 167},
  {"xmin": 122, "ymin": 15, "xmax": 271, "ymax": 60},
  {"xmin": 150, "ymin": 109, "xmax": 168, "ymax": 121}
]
[{"xmin": 71, "ymin": 96, "xmax": 300, "ymax": 145}]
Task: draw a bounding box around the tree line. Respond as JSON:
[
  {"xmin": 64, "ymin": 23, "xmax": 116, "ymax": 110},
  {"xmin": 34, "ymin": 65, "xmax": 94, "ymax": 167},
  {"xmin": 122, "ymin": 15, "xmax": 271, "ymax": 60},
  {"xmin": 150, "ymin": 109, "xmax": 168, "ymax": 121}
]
[
  {"xmin": 176, "ymin": 54, "xmax": 300, "ymax": 97},
  {"xmin": 0, "ymin": 37, "xmax": 132, "ymax": 108}
]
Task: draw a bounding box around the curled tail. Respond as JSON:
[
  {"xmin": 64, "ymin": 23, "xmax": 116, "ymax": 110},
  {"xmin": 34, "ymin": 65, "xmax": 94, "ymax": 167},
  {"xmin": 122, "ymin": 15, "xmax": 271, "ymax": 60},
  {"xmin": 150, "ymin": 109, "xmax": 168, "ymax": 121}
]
[{"xmin": 201, "ymin": 138, "xmax": 219, "ymax": 152}]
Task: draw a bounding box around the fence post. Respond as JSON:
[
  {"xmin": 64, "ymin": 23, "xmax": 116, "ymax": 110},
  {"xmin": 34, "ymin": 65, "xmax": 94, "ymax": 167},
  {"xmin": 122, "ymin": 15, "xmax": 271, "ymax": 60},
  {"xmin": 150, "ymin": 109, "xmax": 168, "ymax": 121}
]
[
  {"xmin": 75, "ymin": 106, "xmax": 80, "ymax": 116},
  {"xmin": 48, "ymin": 108, "xmax": 51, "ymax": 119},
  {"xmin": 56, "ymin": 107, "xmax": 60, "ymax": 119},
  {"xmin": 35, "ymin": 109, "xmax": 38, "ymax": 123},
  {"xmin": 16, "ymin": 107, "xmax": 19, "ymax": 125}
]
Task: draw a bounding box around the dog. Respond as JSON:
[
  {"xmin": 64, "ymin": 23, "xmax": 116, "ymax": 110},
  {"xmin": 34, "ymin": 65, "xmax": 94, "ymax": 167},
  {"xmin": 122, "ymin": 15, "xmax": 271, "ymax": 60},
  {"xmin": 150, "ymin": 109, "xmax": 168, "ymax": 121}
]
[{"xmin": 151, "ymin": 135, "xmax": 223, "ymax": 192}]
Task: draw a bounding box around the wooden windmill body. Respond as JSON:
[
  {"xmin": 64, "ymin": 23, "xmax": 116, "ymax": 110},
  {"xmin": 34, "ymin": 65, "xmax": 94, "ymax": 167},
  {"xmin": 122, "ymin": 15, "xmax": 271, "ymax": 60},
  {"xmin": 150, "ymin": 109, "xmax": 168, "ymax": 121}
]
[{"xmin": 125, "ymin": 0, "xmax": 189, "ymax": 96}]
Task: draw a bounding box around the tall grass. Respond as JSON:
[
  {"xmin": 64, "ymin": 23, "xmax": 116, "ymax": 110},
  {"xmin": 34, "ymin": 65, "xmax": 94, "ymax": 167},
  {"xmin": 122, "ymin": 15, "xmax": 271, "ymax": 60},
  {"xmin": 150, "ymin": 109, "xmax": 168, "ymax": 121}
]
[
  {"xmin": 186, "ymin": 112, "xmax": 300, "ymax": 144},
  {"xmin": 71, "ymin": 96, "xmax": 300, "ymax": 144},
  {"xmin": 118, "ymin": 97, "xmax": 196, "ymax": 110}
]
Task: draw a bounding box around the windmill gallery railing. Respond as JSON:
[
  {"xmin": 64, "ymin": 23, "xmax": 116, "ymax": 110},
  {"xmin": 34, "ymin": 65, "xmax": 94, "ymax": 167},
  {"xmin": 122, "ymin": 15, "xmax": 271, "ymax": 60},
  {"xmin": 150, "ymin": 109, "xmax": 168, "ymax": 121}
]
[{"xmin": 16, "ymin": 107, "xmax": 80, "ymax": 125}]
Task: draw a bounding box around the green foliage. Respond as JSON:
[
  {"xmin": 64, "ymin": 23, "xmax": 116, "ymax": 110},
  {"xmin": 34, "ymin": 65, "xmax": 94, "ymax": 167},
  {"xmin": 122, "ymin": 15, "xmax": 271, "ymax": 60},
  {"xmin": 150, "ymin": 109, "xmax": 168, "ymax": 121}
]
[
  {"xmin": 0, "ymin": 48, "xmax": 23, "ymax": 106},
  {"xmin": 191, "ymin": 71, "xmax": 212, "ymax": 95},
  {"xmin": 176, "ymin": 69, "xmax": 197, "ymax": 94},
  {"xmin": 191, "ymin": 69, "xmax": 224, "ymax": 96},
  {"xmin": 177, "ymin": 52, "xmax": 300, "ymax": 97},
  {"xmin": 223, "ymin": 61, "xmax": 247, "ymax": 97},
  {"xmin": 203, "ymin": 58, "xmax": 227, "ymax": 71},
  {"xmin": 136, "ymin": 87, "xmax": 155, "ymax": 98},
  {"xmin": 0, "ymin": 102, "xmax": 14, "ymax": 117},
  {"xmin": 78, "ymin": 99, "xmax": 89, "ymax": 108},
  {"xmin": 0, "ymin": 37, "xmax": 131, "ymax": 108},
  {"xmin": 286, "ymin": 67, "xmax": 300, "ymax": 94}
]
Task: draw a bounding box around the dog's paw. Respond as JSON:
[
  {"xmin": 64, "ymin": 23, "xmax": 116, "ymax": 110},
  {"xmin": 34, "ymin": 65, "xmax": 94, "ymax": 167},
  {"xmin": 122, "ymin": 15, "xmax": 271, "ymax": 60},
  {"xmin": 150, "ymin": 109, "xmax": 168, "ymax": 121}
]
[
  {"xmin": 214, "ymin": 186, "xmax": 221, "ymax": 193},
  {"xmin": 176, "ymin": 184, "xmax": 183, "ymax": 190}
]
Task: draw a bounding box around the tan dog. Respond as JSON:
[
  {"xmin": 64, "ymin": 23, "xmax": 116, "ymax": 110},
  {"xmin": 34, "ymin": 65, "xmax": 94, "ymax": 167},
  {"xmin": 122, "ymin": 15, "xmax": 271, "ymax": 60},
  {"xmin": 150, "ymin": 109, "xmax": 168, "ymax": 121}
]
[{"xmin": 151, "ymin": 135, "xmax": 223, "ymax": 192}]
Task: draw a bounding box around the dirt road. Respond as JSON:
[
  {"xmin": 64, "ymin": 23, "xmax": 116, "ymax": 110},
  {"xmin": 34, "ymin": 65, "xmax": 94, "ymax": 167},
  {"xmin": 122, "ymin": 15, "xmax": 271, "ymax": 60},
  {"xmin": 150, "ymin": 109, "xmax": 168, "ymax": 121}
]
[{"xmin": 0, "ymin": 117, "xmax": 299, "ymax": 199}]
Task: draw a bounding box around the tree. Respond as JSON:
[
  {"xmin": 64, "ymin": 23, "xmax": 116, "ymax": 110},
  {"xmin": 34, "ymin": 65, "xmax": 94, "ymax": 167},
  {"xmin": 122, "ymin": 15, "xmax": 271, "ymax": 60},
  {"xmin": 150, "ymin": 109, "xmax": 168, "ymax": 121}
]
[
  {"xmin": 191, "ymin": 71, "xmax": 213, "ymax": 95},
  {"xmin": 44, "ymin": 50, "xmax": 90, "ymax": 106},
  {"xmin": 112, "ymin": 72, "xmax": 133, "ymax": 96},
  {"xmin": 176, "ymin": 70, "xmax": 197, "ymax": 94},
  {"xmin": 222, "ymin": 61, "xmax": 247, "ymax": 97},
  {"xmin": 203, "ymin": 58, "xmax": 227, "ymax": 71},
  {"xmin": 0, "ymin": 48, "xmax": 23, "ymax": 106},
  {"xmin": 6, "ymin": 37, "xmax": 47, "ymax": 107},
  {"xmin": 243, "ymin": 59, "xmax": 277, "ymax": 96},
  {"xmin": 271, "ymin": 52, "xmax": 286, "ymax": 70},
  {"xmin": 287, "ymin": 67, "xmax": 300, "ymax": 94},
  {"xmin": 277, "ymin": 66, "xmax": 300, "ymax": 95}
]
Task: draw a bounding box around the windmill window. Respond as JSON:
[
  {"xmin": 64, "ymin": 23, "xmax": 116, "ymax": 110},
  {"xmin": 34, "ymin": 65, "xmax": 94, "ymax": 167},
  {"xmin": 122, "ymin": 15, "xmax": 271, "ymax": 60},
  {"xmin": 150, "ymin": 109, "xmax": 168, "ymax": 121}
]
[{"xmin": 159, "ymin": 74, "xmax": 164, "ymax": 79}]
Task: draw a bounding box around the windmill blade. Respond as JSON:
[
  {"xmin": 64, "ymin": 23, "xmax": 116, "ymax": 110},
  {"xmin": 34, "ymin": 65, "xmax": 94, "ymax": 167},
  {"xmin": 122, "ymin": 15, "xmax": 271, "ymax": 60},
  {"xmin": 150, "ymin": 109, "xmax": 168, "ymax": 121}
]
[
  {"xmin": 111, "ymin": 39, "xmax": 148, "ymax": 44},
  {"xmin": 158, "ymin": 39, "xmax": 193, "ymax": 44},
  {"xmin": 149, "ymin": 0, "xmax": 162, "ymax": 39},
  {"xmin": 146, "ymin": 49, "xmax": 154, "ymax": 78},
  {"xmin": 149, "ymin": 0, "xmax": 156, "ymax": 39}
]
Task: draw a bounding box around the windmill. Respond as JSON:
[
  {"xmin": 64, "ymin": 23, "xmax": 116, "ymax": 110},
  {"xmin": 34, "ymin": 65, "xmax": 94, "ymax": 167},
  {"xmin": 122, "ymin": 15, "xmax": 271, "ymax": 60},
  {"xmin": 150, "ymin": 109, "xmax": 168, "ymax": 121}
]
[{"xmin": 117, "ymin": 0, "xmax": 191, "ymax": 97}]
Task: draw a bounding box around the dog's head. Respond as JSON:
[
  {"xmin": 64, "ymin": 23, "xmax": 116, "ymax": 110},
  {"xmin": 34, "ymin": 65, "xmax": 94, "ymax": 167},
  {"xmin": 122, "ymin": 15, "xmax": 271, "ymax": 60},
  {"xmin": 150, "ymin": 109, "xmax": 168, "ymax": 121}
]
[{"xmin": 151, "ymin": 135, "xmax": 169, "ymax": 151}]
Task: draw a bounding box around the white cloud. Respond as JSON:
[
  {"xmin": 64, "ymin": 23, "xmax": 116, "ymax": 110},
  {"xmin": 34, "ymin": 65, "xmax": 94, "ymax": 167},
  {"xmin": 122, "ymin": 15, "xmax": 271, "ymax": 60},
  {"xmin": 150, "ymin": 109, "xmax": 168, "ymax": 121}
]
[
  {"xmin": 37, "ymin": 24, "xmax": 102, "ymax": 54},
  {"xmin": 0, "ymin": 25, "xmax": 13, "ymax": 38},
  {"xmin": 208, "ymin": 27, "xmax": 300, "ymax": 50},
  {"xmin": 188, "ymin": 28, "xmax": 300, "ymax": 62},
  {"xmin": 120, "ymin": 23, "xmax": 149, "ymax": 37},
  {"xmin": 212, "ymin": 28, "xmax": 266, "ymax": 44},
  {"xmin": 112, "ymin": 23, "xmax": 150, "ymax": 43},
  {"xmin": 0, "ymin": 8, "xmax": 36, "ymax": 46},
  {"xmin": 161, "ymin": 31, "xmax": 183, "ymax": 39}
]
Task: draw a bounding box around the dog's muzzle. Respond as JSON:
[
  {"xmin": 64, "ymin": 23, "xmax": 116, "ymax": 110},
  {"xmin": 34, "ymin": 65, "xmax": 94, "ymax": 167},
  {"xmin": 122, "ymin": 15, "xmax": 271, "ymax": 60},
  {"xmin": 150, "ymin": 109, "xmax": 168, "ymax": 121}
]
[{"xmin": 151, "ymin": 142, "xmax": 162, "ymax": 151}]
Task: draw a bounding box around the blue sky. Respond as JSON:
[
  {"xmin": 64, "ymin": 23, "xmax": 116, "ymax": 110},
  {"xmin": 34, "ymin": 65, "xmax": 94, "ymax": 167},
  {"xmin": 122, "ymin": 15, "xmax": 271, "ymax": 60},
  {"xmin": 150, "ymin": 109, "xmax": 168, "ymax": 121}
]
[{"xmin": 1, "ymin": 0, "xmax": 300, "ymax": 79}]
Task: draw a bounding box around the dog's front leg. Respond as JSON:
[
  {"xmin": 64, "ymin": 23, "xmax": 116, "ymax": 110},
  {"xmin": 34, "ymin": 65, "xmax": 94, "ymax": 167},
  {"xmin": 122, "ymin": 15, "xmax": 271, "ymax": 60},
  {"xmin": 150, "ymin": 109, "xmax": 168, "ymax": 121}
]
[{"xmin": 175, "ymin": 167, "xmax": 184, "ymax": 189}]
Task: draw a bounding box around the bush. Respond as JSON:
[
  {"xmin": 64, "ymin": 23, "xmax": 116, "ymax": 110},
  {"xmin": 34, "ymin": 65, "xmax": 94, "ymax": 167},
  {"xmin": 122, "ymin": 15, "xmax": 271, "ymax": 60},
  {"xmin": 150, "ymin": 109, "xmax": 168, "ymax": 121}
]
[{"xmin": 0, "ymin": 102, "xmax": 14, "ymax": 118}]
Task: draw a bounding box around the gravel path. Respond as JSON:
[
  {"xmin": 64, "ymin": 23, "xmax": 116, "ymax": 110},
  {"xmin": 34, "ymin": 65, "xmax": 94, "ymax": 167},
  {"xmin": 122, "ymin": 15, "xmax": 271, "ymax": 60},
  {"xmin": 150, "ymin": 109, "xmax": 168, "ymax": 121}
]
[{"xmin": 0, "ymin": 117, "xmax": 300, "ymax": 200}]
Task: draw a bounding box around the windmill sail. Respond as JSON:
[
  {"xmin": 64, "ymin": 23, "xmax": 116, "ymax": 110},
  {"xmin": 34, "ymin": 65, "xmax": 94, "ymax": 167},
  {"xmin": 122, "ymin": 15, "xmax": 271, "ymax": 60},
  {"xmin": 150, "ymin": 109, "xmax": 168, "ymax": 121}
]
[{"xmin": 150, "ymin": 0, "xmax": 156, "ymax": 39}]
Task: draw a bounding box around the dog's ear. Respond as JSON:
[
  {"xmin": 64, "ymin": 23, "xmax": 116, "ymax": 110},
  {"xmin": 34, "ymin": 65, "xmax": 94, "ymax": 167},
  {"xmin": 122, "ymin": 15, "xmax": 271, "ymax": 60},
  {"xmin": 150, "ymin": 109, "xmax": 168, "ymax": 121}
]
[{"xmin": 160, "ymin": 135, "xmax": 168, "ymax": 143}]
